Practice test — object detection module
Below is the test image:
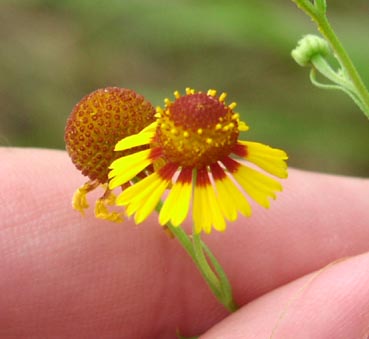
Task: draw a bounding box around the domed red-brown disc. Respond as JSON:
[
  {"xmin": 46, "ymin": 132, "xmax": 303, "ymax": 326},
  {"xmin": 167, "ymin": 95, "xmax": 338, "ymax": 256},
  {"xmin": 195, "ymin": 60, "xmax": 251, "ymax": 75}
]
[{"xmin": 65, "ymin": 87, "xmax": 155, "ymax": 183}]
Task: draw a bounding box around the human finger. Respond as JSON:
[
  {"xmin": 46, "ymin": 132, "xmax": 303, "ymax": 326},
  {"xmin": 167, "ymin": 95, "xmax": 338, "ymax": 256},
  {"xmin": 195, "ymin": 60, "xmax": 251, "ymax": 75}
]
[{"xmin": 201, "ymin": 251, "xmax": 369, "ymax": 339}]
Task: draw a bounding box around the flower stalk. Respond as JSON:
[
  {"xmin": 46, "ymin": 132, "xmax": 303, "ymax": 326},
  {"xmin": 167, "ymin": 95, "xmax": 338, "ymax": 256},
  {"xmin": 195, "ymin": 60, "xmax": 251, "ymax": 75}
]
[
  {"xmin": 200, "ymin": 240, "xmax": 238, "ymax": 312},
  {"xmin": 158, "ymin": 200, "xmax": 238, "ymax": 313},
  {"xmin": 291, "ymin": 0, "xmax": 369, "ymax": 119}
]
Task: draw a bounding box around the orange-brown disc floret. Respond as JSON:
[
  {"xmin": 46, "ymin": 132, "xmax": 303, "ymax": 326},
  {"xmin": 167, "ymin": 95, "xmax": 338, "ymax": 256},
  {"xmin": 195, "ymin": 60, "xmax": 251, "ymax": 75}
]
[
  {"xmin": 65, "ymin": 87, "xmax": 155, "ymax": 183},
  {"xmin": 156, "ymin": 92, "xmax": 240, "ymax": 168}
]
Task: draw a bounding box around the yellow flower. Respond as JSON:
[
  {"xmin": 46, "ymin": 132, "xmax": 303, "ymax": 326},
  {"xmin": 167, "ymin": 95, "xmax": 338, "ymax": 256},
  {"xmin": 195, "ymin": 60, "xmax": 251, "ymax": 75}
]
[
  {"xmin": 64, "ymin": 87, "xmax": 155, "ymax": 222},
  {"xmin": 109, "ymin": 88, "xmax": 288, "ymax": 233}
]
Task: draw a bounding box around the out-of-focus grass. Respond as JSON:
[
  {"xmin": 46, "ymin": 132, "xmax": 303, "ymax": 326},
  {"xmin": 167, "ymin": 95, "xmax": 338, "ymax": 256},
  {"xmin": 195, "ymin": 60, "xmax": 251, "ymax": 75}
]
[{"xmin": 1, "ymin": 0, "xmax": 368, "ymax": 176}]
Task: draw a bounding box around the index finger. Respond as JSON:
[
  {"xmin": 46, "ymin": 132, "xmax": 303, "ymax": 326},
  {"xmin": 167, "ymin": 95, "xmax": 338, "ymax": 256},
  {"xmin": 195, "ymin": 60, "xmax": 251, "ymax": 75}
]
[{"xmin": 0, "ymin": 147, "xmax": 368, "ymax": 338}]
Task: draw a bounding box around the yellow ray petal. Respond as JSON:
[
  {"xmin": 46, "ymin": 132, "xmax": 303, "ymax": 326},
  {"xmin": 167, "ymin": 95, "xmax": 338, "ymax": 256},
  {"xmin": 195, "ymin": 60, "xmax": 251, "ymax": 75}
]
[
  {"xmin": 72, "ymin": 180, "xmax": 99, "ymax": 214},
  {"xmin": 114, "ymin": 130, "xmax": 154, "ymax": 151},
  {"xmin": 134, "ymin": 179, "xmax": 169, "ymax": 224},
  {"xmin": 158, "ymin": 183, "xmax": 180, "ymax": 225},
  {"xmin": 72, "ymin": 186, "xmax": 89, "ymax": 214},
  {"xmin": 240, "ymin": 140, "xmax": 288, "ymax": 158},
  {"xmin": 193, "ymin": 169, "xmax": 226, "ymax": 234},
  {"xmin": 117, "ymin": 164, "xmax": 176, "ymax": 223},
  {"xmin": 139, "ymin": 121, "xmax": 158, "ymax": 134},
  {"xmin": 124, "ymin": 176, "xmax": 166, "ymax": 217},
  {"xmin": 108, "ymin": 149, "xmax": 152, "ymax": 189},
  {"xmin": 247, "ymin": 154, "xmax": 288, "ymax": 178},
  {"xmin": 239, "ymin": 141, "xmax": 288, "ymax": 178},
  {"xmin": 94, "ymin": 198, "xmax": 123, "ymax": 223},
  {"xmin": 214, "ymin": 174, "xmax": 251, "ymax": 220},
  {"xmin": 211, "ymin": 163, "xmax": 252, "ymax": 220},
  {"xmin": 213, "ymin": 177, "xmax": 237, "ymax": 221},
  {"xmin": 232, "ymin": 164, "xmax": 282, "ymax": 208},
  {"xmin": 109, "ymin": 149, "xmax": 150, "ymax": 172},
  {"xmin": 116, "ymin": 172, "xmax": 161, "ymax": 206},
  {"xmin": 159, "ymin": 173, "xmax": 192, "ymax": 227},
  {"xmin": 193, "ymin": 184, "xmax": 211, "ymax": 234},
  {"xmin": 170, "ymin": 182, "xmax": 192, "ymax": 226},
  {"xmin": 204, "ymin": 183, "xmax": 226, "ymax": 232}
]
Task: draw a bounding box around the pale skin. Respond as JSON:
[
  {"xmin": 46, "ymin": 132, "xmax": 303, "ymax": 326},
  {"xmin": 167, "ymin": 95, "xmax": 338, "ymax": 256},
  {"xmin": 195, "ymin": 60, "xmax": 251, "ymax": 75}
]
[{"xmin": 1, "ymin": 148, "xmax": 369, "ymax": 338}]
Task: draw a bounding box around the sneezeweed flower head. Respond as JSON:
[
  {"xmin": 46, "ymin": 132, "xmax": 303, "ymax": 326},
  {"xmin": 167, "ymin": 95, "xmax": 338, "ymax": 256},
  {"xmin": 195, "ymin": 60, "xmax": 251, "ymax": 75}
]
[
  {"xmin": 108, "ymin": 88, "xmax": 288, "ymax": 234},
  {"xmin": 64, "ymin": 87, "xmax": 155, "ymax": 222}
]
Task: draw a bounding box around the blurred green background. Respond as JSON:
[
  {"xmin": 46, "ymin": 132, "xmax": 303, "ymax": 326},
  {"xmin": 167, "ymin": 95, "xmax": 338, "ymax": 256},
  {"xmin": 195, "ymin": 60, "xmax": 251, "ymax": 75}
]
[{"xmin": 1, "ymin": 0, "xmax": 368, "ymax": 176}]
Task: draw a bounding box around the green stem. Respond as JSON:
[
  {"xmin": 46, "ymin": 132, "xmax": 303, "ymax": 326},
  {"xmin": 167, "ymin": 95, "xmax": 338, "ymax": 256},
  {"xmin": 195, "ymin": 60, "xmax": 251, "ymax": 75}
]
[
  {"xmin": 316, "ymin": 15, "xmax": 369, "ymax": 118},
  {"xmin": 201, "ymin": 241, "xmax": 238, "ymax": 312},
  {"xmin": 167, "ymin": 223, "xmax": 197, "ymax": 262},
  {"xmin": 309, "ymin": 68, "xmax": 367, "ymax": 113},
  {"xmin": 314, "ymin": 0, "xmax": 327, "ymax": 13},
  {"xmin": 291, "ymin": 0, "xmax": 318, "ymax": 18},
  {"xmin": 168, "ymin": 225, "xmax": 219, "ymax": 296},
  {"xmin": 292, "ymin": 0, "xmax": 369, "ymax": 118},
  {"xmin": 192, "ymin": 233, "xmax": 237, "ymax": 312},
  {"xmin": 191, "ymin": 233, "xmax": 221, "ymax": 293},
  {"xmin": 169, "ymin": 225, "xmax": 234, "ymax": 310},
  {"xmin": 311, "ymin": 55, "xmax": 355, "ymax": 91},
  {"xmin": 155, "ymin": 201, "xmax": 196, "ymax": 261},
  {"xmin": 156, "ymin": 201, "xmax": 237, "ymax": 312}
]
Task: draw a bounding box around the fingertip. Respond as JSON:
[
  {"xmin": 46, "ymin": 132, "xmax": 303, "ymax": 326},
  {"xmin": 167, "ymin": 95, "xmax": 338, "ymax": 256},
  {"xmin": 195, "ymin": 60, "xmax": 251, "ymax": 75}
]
[
  {"xmin": 203, "ymin": 169, "xmax": 369, "ymax": 305},
  {"xmin": 202, "ymin": 251, "xmax": 369, "ymax": 338}
]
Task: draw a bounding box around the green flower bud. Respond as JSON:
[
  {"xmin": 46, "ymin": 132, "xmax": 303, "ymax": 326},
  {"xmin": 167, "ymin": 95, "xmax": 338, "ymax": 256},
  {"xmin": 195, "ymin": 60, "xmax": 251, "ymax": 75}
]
[{"xmin": 291, "ymin": 34, "xmax": 330, "ymax": 67}]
